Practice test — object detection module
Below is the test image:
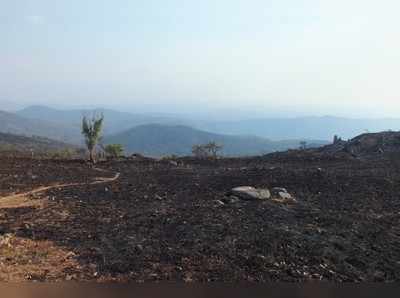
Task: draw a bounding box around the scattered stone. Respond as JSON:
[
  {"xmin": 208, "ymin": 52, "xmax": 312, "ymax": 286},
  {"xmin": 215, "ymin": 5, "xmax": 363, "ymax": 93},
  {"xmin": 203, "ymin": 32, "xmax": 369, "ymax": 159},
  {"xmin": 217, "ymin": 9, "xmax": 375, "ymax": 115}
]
[
  {"xmin": 215, "ymin": 200, "xmax": 225, "ymax": 207},
  {"xmin": 135, "ymin": 244, "xmax": 144, "ymax": 253},
  {"xmin": 130, "ymin": 153, "xmax": 145, "ymax": 159},
  {"xmin": 154, "ymin": 194, "xmax": 164, "ymax": 201},
  {"xmin": 169, "ymin": 160, "xmax": 178, "ymax": 167},
  {"xmin": 231, "ymin": 186, "xmax": 271, "ymax": 201},
  {"xmin": 222, "ymin": 196, "xmax": 240, "ymax": 204},
  {"xmin": 271, "ymin": 187, "xmax": 288, "ymax": 195},
  {"xmin": 278, "ymin": 192, "xmax": 293, "ymax": 200},
  {"xmin": 373, "ymin": 270, "xmax": 385, "ymax": 281},
  {"xmin": 65, "ymin": 251, "xmax": 77, "ymax": 260},
  {"xmin": 271, "ymin": 187, "xmax": 296, "ymax": 202}
]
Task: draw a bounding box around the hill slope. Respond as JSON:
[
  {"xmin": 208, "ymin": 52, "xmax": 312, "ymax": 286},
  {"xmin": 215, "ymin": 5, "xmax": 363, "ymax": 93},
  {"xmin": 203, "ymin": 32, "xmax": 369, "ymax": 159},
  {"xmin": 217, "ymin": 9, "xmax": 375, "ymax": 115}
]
[
  {"xmin": 320, "ymin": 131, "xmax": 400, "ymax": 157},
  {"xmin": 0, "ymin": 110, "xmax": 81, "ymax": 144},
  {"xmin": 17, "ymin": 105, "xmax": 186, "ymax": 136},
  {"xmin": 104, "ymin": 124, "xmax": 327, "ymax": 157},
  {"xmin": 0, "ymin": 132, "xmax": 76, "ymax": 153}
]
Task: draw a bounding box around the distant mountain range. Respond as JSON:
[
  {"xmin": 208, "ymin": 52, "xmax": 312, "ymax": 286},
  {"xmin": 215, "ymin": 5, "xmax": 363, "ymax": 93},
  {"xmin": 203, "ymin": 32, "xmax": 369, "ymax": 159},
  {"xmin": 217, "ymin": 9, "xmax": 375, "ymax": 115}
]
[
  {"xmin": 196, "ymin": 116, "xmax": 400, "ymax": 141},
  {"xmin": 104, "ymin": 124, "xmax": 326, "ymax": 157},
  {"xmin": 15, "ymin": 105, "xmax": 400, "ymax": 141},
  {"xmin": 2, "ymin": 104, "xmax": 400, "ymax": 157}
]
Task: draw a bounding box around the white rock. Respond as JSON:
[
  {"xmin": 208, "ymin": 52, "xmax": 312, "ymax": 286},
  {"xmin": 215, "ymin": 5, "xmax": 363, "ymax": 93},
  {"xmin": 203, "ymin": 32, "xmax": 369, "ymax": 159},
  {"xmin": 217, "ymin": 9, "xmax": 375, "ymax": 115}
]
[
  {"xmin": 272, "ymin": 187, "xmax": 288, "ymax": 195},
  {"xmin": 271, "ymin": 187, "xmax": 296, "ymax": 202},
  {"xmin": 278, "ymin": 191, "xmax": 293, "ymax": 200},
  {"xmin": 231, "ymin": 186, "xmax": 271, "ymax": 201},
  {"xmin": 215, "ymin": 200, "xmax": 225, "ymax": 207}
]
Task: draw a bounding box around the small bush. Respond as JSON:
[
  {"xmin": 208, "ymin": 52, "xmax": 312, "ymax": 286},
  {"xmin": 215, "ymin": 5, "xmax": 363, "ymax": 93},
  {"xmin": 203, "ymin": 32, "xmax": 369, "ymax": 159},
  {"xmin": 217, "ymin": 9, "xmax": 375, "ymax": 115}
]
[
  {"xmin": 104, "ymin": 144, "xmax": 125, "ymax": 159},
  {"xmin": 50, "ymin": 148, "xmax": 76, "ymax": 159}
]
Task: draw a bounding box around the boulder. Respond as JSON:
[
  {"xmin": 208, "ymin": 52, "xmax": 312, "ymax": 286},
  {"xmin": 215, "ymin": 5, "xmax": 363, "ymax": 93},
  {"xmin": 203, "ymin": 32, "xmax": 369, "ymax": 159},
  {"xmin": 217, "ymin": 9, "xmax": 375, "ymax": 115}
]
[
  {"xmin": 277, "ymin": 192, "xmax": 293, "ymax": 200},
  {"xmin": 222, "ymin": 196, "xmax": 240, "ymax": 204},
  {"xmin": 230, "ymin": 186, "xmax": 271, "ymax": 201},
  {"xmin": 271, "ymin": 187, "xmax": 288, "ymax": 195},
  {"xmin": 272, "ymin": 187, "xmax": 296, "ymax": 202}
]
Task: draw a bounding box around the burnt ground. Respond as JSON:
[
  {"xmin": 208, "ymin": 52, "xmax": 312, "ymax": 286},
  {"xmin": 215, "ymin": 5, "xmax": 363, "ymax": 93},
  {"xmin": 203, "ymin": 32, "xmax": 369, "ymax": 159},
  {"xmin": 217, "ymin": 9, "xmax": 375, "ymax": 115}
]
[{"xmin": 1, "ymin": 152, "xmax": 400, "ymax": 282}]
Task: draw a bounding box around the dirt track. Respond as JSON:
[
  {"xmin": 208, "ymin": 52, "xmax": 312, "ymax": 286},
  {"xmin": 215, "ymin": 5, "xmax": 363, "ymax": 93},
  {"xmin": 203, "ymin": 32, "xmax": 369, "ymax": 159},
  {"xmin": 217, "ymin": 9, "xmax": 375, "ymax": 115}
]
[
  {"xmin": 1, "ymin": 153, "xmax": 400, "ymax": 282},
  {"xmin": 0, "ymin": 168, "xmax": 119, "ymax": 209}
]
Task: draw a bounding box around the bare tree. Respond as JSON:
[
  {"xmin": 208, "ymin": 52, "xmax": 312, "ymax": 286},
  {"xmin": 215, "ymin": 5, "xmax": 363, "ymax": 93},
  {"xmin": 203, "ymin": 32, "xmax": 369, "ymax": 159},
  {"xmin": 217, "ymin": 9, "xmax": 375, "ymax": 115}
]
[
  {"xmin": 81, "ymin": 113, "xmax": 104, "ymax": 163},
  {"xmin": 333, "ymin": 135, "xmax": 342, "ymax": 144},
  {"xmin": 299, "ymin": 141, "xmax": 307, "ymax": 150},
  {"xmin": 192, "ymin": 142, "xmax": 223, "ymax": 159},
  {"xmin": 192, "ymin": 144, "xmax": 208, "ymax": 158},
  {"xmin": 205, "ymin": 141, "xmax": 223, "ymax": 158}
]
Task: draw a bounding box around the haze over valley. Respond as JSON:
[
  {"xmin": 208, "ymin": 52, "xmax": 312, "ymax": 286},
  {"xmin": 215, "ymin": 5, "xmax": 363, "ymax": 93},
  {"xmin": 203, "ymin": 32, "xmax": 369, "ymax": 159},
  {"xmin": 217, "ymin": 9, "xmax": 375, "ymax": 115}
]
[{"xmin": 2, "ymin": 104, "xmax": 400, "ymax": 156}]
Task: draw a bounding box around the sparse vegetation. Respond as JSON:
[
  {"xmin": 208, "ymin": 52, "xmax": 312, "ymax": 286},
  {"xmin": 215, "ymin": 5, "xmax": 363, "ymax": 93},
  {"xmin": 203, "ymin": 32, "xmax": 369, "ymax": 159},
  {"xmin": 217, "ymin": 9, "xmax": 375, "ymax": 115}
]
[
  {"xmin": 206, "ymin": 141, "xmax": 223, "ymax": 158},
  {"xmin": 81, "ymin": 113, "xmax": 104, "ymax": 163},
  {"xmin": 192, "ymin": 141, "xmax": 223, "ymax": 159},
  {"xmin": 104, "ymin": 144, "xmax": 124, "ymax": 159},
  {"xmin": 0, "ymin": 132, "xmax": 79, "ymax": 159},
  {"xmin": 192, "ymin": 144, "xmax": 208, "ymax": 158},
  {"xmin": 299, "ymin": 141, "xmax": 307, "ymax": 150},
  {"xmin": 161, "ymin": 154, "xmax": 179, "ymax": 160},
  {"xmin": 0, "ymin": 143, "xmax": 17, "ymax": 152},
  {"xmin": 333, "ymin": 135, "xmax": 343, "ymax": 144},
  {"xmin": 48, "ymin": 148, "xmax": 77, "ymax": 159}
]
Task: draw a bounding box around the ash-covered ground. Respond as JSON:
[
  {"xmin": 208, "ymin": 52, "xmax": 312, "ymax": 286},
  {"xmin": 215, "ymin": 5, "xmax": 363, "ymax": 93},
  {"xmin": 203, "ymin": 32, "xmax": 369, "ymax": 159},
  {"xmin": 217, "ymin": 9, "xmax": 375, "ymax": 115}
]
[{"xmin": 1, "ymin": 146, "xmax": 400, "ymax": 281}]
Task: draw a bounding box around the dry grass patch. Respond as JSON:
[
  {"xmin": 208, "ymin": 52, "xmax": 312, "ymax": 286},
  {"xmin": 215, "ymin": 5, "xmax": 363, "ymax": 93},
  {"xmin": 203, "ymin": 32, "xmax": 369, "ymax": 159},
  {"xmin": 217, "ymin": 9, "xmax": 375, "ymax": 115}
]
[{"xmin": 0, "ymin": 234, "xmax": 86, "ymax": 282}]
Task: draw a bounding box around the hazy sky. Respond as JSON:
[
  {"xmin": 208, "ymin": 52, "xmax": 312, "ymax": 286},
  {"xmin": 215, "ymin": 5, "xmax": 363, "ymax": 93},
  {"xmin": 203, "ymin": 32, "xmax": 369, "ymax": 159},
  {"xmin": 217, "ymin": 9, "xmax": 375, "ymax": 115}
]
[{"xmin": 1, "ymin": 0, "xmax": 399, "ymax": 118}]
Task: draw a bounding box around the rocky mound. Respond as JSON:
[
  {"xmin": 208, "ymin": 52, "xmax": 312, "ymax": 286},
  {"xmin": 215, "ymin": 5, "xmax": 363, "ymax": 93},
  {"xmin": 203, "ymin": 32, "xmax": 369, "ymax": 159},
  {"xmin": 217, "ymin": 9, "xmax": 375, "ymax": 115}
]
[{"xmin": 321, "ymin": 131, "xmax": 400, "ymax": 157}]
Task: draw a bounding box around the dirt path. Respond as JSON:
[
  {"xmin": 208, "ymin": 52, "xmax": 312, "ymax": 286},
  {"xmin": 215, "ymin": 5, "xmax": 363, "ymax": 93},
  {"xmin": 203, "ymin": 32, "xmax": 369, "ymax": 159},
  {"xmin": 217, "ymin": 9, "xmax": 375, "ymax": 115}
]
[{"xmin": 0, "ymin": 168, "xmax": 120, "ymax": 209}]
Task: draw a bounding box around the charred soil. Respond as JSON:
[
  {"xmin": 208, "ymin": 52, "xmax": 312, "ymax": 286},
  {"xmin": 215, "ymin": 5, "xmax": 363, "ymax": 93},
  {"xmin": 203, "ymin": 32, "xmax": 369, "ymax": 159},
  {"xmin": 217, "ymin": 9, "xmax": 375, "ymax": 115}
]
[{"xmin": 1, "ymin": 152, "xmax": 400, "ymax": 282}]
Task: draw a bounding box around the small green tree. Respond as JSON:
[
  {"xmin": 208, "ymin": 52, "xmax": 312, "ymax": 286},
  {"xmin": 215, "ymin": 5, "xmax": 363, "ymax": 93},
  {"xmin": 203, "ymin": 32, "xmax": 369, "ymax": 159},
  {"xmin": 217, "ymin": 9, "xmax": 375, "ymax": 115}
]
[
  {"xmin": 81, "ymin": 113, "xmax": 104, "ymax": 163},
  {"xmin": 104, "ymin": 144, "xmax": 124, "ymax": 159}
]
